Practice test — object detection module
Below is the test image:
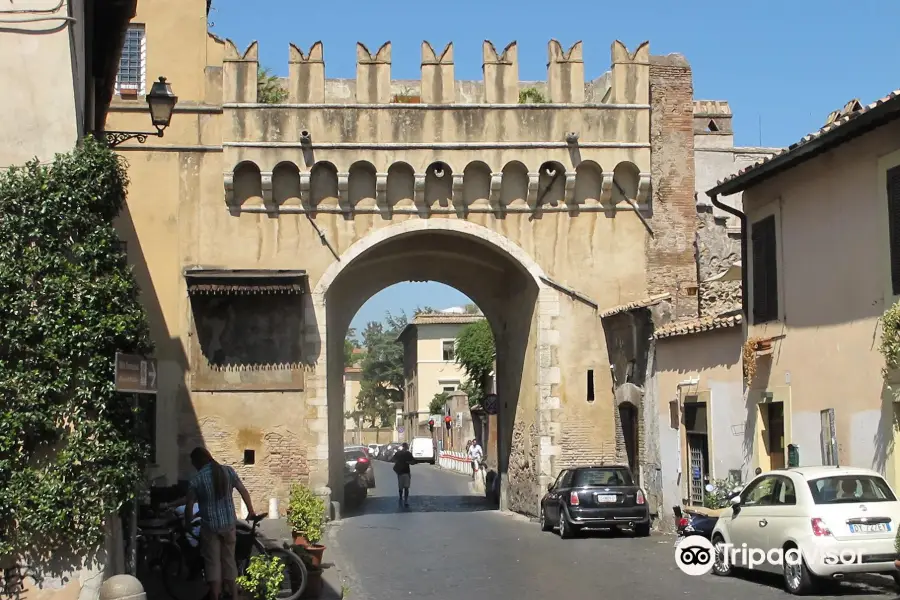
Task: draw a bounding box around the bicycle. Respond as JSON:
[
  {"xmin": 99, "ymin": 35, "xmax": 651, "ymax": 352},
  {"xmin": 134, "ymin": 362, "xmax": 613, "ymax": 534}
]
[{"xmin": 137, "ymin": 507, "xmax": 307, "ymax": 600}]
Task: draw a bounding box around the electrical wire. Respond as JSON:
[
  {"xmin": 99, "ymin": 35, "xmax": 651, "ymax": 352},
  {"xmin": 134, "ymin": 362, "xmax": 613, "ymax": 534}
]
[
  {"xmin": 0, "ymin": 0, "xmax": 65, "ymax": 14},
  {"xmin": 0, "ymin": 14, "xmax": 75, "ymax": 23}
]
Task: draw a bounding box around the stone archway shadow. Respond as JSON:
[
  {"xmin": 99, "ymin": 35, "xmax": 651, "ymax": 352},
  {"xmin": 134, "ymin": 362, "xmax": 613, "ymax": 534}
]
[{"xmin": 307, "ymin": 219, "xmax": 562, "ymax": 516}]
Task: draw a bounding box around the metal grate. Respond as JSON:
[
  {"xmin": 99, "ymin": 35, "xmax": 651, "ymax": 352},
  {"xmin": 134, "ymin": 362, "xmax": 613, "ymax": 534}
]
[
  {"xmin": 689, "ymin": 446, "xmax": 704, "ymax": 505},
  {"xmin": 116, "ymin": 25, "xmax": 146, "ymax": 93}
]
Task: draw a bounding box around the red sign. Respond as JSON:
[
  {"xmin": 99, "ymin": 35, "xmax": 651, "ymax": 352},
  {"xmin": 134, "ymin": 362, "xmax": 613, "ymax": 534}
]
[{"xmin": 444, "ymin": 415, "xmax": 451, "ymax": 422}]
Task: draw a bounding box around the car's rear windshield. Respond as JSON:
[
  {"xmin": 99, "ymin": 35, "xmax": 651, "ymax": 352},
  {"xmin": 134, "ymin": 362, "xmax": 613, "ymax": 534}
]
[
  {"xmin": 807, "ymin": 475, "xmax": 896, "ymax": 504},
  {"xmin": 574, "ymin": 468, "xmax": 634, "ymax": 487},
  {"xmin": 344, "ymin": 450, "xmax": 365, "ymax": 461}
]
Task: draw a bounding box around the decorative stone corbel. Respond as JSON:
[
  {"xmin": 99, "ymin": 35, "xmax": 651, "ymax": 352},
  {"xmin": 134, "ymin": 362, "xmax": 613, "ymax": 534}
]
[
  {"xmin": 564, "ymin": 171, "xmax": 577, "ymax": 204},
  {"xmin": 637, "ymin": 173, "xmax": 652, "ymax": 206},
  {"xmin": 337, "ymin": 173, "xmax": 349, "ymax": 211},
  {"xmin": 299, "ymin": 172, "xmax": 311, "ymax": 208},
  {"xmin": 489, "ymin": 172, "xmax": 503, "ymax": 210},
  {"xmin": 260, "ymin": 171, "xmax": 273, "ymax": 205},
  {"xmin": 413, "ymin": 173, "xmax": 426, "ymax": 209},
  {"xmin": 375, "ymin": 173, "xmax": 388, "ymax": 208},
  {"xmin": 599, "ymin": 172, "xmax": 614, "ymax": 205},
  {"xmin": 452, "ymin": 173, "xmax": 465, "ymax": 208},
  {"xmin": 526, "ymin": 172, "xmax": 540, "ymax": 208},
  {"xmin": 224, "ymin": 172, "xmax": 235, "ymax": 206}
]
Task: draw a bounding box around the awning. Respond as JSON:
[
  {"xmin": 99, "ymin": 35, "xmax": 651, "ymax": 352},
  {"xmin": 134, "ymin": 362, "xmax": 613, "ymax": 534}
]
[
  {"xmin": 704, "ymin": 261, "xmax": 741, "ymax": 283},
  {"xmin": 184, "ymin": 268, "xmax": 307, "ymax": 295}
]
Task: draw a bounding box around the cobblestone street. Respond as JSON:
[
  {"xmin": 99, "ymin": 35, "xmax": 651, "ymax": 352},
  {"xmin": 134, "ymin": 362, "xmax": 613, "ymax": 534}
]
[{"xmin": 331, "ymin": 461, "xmax": 898, "ymax": 600}]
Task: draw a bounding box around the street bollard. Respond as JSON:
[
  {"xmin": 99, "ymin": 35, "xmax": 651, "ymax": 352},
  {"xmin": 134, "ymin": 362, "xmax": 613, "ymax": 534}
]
[
  {"xmin": 240, "ymin": 500, "xmax": 248, "ymax": 518},
  {"xmin": 269, "ymin": 497, "xmax": 279, "ymax": 516},
  {"xmin": 99, "ymin": 575, "xmax": 146, "ymax": 600}
]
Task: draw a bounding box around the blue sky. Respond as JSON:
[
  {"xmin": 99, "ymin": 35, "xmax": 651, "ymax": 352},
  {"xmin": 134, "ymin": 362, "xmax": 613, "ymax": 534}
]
[{"xmin": 209, "ymin": 0, "xmax": 900, "ymax": 330}]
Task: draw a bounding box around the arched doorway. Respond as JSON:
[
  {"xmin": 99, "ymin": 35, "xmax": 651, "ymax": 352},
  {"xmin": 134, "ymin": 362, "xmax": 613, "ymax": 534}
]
[{"xmin": 310, "ymin": 219, "xmax": 559, "ymax": 513}]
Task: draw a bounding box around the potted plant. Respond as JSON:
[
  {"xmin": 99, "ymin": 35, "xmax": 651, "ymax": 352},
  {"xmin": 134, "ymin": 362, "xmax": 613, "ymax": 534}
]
[
  {"xmin": 286, "ymin": 483, "xmax": 326, "ymax": 565},
  {"xmin": 292, "ymin": 546, "xmax": 324, "ymax": 599},
  {"xmin": 236, "ymin": 554, "xmax": 285, "ymax": 600}
]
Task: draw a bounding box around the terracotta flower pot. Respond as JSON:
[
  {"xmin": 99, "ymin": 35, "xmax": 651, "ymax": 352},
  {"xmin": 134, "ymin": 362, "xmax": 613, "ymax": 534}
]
[
  {"xmin": 292, "ymin": 532, "xmax": 309, "ymax": 546},
  {"xmin": 305, "ymin": 544, "xmax": 326, "ymax": 568},
  {"xmin": 301, "ymin": 569, "xmax": 323, "ymax": 599}
]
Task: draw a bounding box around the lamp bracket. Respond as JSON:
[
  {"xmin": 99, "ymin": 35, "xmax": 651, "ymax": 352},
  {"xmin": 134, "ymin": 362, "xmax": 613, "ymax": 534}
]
[{"xmin": 104, "ymin": 128, "xmax": 164, "ymax": 148}]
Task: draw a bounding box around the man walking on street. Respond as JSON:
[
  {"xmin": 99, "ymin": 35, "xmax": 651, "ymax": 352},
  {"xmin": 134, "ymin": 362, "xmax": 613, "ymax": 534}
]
[
  {"xmin": 392, "ymin": 442, "xmax": 415, "ymax": 506},
  {"xmin": 184, "ymin": 447, "xmax": 256, "ymax": 600},
  {"xmin": 468, "ymin": 439, "xmax": 484, "ymax": 480}
]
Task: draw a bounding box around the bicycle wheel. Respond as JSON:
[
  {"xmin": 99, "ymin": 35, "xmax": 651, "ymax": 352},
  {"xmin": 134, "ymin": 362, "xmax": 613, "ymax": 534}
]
[
  {"xmin": 162, "ymin": 541, "xmax": 208, "ymax": 600},
  {"xmin": 268, "ymin": 548, "xmax": 308, "ymax": 600}
]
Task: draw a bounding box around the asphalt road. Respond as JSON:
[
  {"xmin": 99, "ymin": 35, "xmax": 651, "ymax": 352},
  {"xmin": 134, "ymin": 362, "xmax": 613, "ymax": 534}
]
[{"xmin": 331, "ymin": 460, "xmax": 899, "ymax": 600}]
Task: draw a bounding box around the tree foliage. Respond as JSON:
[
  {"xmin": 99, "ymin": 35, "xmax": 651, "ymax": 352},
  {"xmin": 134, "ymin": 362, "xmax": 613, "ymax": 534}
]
[
  {"xmin": 355, "ymin": 312, "xmax": 407, "ymax": 427},
  {"xmin": 257, "ymin": 67, "xmax": 288, "ymax": 104},
  {"xmin": 344, "ymin": 327, "xmax": 361, "ymax": 368},
  {"xmin": 0, "ymin": 137, "xmax": 154, "ymax": 559},
  {"xmin": 429, "ymin": 392, "xmax": 450, "ymax": 415},
  {"xmin": 455, "ymin": 319, "xmax": 495, "ymax": 408},
  {"xmin": 518, "ymin": 87, "xmax": 549, "ymax": 104}
]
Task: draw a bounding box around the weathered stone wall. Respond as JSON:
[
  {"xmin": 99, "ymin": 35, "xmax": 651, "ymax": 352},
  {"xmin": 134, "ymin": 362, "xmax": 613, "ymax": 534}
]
[
  {"xmin": 696, "ymin": 209, "xmax": 741, "ymax": 316},
  {"xmin": 648, "ymin": 55, "xmax": 698, "ymax": 320}
]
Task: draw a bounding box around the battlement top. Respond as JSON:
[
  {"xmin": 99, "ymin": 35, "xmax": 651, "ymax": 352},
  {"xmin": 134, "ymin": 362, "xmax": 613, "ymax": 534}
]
[{"xmin": 219, "ymin": 38, "xmax": 652, "ymax": 105}]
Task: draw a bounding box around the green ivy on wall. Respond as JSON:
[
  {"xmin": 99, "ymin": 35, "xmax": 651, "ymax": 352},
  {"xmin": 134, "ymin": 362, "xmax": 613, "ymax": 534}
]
[{"xmin": 0, "ymin": 136, "xmax": 154, "ymax": 561}]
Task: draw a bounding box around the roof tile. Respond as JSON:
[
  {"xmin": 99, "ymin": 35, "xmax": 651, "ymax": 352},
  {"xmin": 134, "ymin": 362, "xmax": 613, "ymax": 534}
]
[
  {"xmin": 599, "ymin": 293, "xmax": 671, "ymax": 318},
  {"xmin": 654, "ymin": 313, "xmax": 742, "ymax": 339}
]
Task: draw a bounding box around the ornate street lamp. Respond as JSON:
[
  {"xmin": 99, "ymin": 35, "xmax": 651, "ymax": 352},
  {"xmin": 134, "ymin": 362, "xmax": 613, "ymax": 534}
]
[{"xmin": 104, "ymin": 77, "xmax": 178, "ymax": 147}]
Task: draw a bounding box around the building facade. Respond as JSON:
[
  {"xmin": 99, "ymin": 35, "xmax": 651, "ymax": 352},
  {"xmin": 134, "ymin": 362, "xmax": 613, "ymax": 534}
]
[
  {"xmin": 708, "ymin": 91, "xmax": 900, "ymax": 487},
  {"xmin": 1, "ymin": 0, "xmax": 137, "ymax": 167},
  {"xmin": 104, "ymin": 0, "xmax": 715, "ymax": 516},
  {"xmin": 397, "ymin": 312, "xmax": 483, "ymax": 437}
]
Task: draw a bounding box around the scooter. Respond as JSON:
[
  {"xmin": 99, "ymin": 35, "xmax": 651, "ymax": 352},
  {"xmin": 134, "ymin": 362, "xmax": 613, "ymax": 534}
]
[
  {"xmin": 674, "ymin": 482, "xmax": 743, "ymax": 545},
  {"xmin": 343, "ymin": 459, "xmax": 370, "ymax": 508}
]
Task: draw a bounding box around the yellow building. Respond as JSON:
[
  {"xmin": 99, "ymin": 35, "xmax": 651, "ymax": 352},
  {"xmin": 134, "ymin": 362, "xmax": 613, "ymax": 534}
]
[
  {"xmin": 707, "ymin": 91, "xmax": 900, "ymax": 486},
  {"xmin": 104, "ymin": 0, "xmax": 711, "ymax": 516},
  {"xmin": 397, "ymin": 311, "xmax": 484, "ymax": 437}
]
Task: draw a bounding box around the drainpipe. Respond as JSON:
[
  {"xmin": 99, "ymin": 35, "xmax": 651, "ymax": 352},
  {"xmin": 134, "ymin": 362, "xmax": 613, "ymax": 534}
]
[{"xmin": 708, "ymin": 192, "xmax": 748, "ymax": 320}]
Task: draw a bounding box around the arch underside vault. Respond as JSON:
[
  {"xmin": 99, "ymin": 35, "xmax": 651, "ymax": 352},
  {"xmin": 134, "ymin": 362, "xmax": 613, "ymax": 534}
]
[{"xmin": 310, "ymin": 220, "xmax": 561, "ymax": 513}]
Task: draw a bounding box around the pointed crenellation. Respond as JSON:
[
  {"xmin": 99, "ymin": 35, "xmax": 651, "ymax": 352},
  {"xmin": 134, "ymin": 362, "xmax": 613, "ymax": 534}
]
[
  {"xmin": 421, "ymin": 41, "xmax": 455, "ymax": 104},
  {"xmin": 288, "ymin": 42, "xmax": 325, "ymax": 103},
  {"xmin": 547, "ymin": 40, "xmax": 584, "ymax": 103},
  {"xmin": 356, "ymin": 42, "xmax": 392, "ymax": 103},
  {"xmin": 223, "ymin": 39, "xmax": 259, "ymax": 103},
  {"xmin": 482, "ymin": 41, "xmax": 518, "ymax": 104},
  {"xmin": 609, "ymin": 40, "xmax": 649, "ymax": 105}
]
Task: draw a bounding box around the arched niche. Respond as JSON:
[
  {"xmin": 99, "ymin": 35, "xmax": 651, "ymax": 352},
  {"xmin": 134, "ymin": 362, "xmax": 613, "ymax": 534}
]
[
  {"xmin": 499, "ymin": 161, "xmax": 528, "ymax": 208},
  {"xmin": 573, "ymin": 160, "xmax": 602, "ymax": 207},
  {"xmin": 387, "ymin": 162, "xmax": 415, "ymax": 209},
  {"xmin": 348, "ymin": 161, "xmax": 377, "ymax": 209},
  {"xmin": 309, "ymin": 161, "xmax": 339, "ymax": 209},
  {"xmin": 462, "ymin": 161, "xmax": 491, "ymax": 208},
  {"xmin": 272, "ymin": 161, "xmax": 301, "ymax": 207},
  {"xmin": 233, "ymin": 161, "xmax": 262, "ymax": 206},
  {"xmin": 537, "ymin": 161, "xmax": 566, "ymax": 208},
  {"xmin": 424, "ymin": 161, "xmax": 453, "ymax": 210},
  {"xmin": 612, "ymin": 161, "xmax": 640, "ymax": 205}
]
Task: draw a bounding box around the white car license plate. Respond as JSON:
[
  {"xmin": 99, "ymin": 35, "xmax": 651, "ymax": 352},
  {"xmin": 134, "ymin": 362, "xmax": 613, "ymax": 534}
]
[
  {"xmin": 595, "ymin": 494, "xmax": 617, "ymax": 503},
  {"xmin": 850, "ymin": 523, "xmax": 890, "ymax": 533}
]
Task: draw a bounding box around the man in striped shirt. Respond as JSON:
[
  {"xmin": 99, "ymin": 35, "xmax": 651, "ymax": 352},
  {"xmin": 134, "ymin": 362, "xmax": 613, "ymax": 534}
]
[{"xmin": 185, "ymin": 447, "xmax": 255, "ymax": 600}]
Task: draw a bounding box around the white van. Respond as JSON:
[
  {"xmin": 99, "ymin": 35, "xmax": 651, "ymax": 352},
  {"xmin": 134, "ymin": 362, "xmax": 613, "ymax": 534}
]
[{"xmin": 410, "ymin": 437, "xmax": 436, "ymax": 465}]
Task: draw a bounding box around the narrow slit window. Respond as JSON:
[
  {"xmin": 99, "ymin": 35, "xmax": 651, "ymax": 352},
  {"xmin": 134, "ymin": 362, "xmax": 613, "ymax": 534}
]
[
  {"xmin": 243, "ymin": 449, "xmax": 255, "ymax": 465},
  {"xmin": 587, "ymin": 369, "xmax": 595, "ymax": 402}
]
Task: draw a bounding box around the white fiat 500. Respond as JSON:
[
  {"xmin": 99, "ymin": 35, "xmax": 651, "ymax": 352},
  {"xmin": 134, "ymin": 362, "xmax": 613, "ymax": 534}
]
[{"xmin": 710, "ymin": 466, "xmax": 900, "ymax": 595}]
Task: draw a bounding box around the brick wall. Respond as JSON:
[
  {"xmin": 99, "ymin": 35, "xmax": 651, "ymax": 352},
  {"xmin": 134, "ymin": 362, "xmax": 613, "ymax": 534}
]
[{"xmin": 648, "ymin": 55, "xmax": 698, "ymax": 320}]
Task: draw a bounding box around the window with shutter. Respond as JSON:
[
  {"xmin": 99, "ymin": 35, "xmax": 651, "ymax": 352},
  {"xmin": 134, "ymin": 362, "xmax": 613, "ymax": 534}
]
[
  {"xmin": 887, "ymin": 166, "xmax": 900, "ymax": 295},
  {"xmin": 751, "ymin": 216, "xmax": 778, "ymax": 323}
]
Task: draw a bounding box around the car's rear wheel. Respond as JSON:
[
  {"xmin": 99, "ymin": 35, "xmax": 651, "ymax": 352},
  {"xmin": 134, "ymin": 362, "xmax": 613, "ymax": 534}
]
[
  {"xmin": 558, "ymin": 506, "xmax": 578, "ymax": 539},
  {"xmin": 783, "ymin": 545, "xmax": 817, "ymax": 595},
  {"xmin": 539, "ymin": 506, "xmax": 552, "ymax": 532}
]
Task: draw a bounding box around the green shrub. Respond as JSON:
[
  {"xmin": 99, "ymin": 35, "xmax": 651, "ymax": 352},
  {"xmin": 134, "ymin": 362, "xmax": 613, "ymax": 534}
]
[
  {"xmin": 0, "ymin": 136, "xmax": 153, "ymax": 560},
  {"xmin": 236, "ymin": 554, "xmax": 285, "ymax": 600},
  {"xmin": 286, "ymin": 483, "xmax": 325, "ymax": 544}
]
